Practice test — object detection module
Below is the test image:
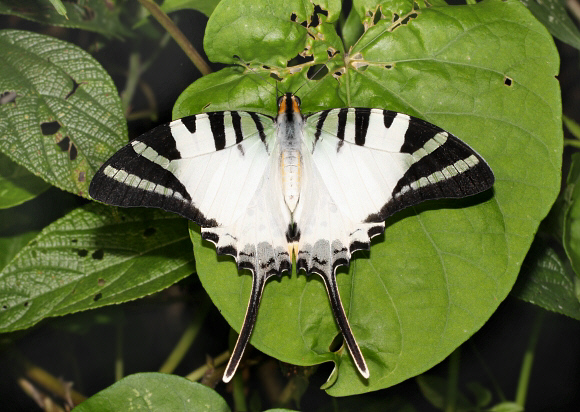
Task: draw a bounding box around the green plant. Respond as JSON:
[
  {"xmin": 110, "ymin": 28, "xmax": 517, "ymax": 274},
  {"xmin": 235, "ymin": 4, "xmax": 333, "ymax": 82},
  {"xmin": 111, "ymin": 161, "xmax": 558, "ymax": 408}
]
[{"xmin": 0, "ymin": 0, "xmax": 578, "ymax": 410}]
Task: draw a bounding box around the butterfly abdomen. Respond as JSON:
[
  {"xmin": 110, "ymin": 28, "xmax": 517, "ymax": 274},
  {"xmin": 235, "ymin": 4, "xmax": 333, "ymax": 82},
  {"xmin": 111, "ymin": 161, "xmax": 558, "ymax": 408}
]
[{"xmin": 277, "ymin": 93, "xmax": 304, "ymax": 212}]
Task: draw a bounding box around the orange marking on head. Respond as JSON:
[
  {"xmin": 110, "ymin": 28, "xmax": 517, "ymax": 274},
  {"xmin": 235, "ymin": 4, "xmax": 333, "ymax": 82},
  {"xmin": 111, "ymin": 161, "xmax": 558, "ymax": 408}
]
[
  {"xmin": 291, "ymin": 96, "xmax": 301, "ymax": 112},
  {"xmin": 278, "ymin": 98, "xmax": 287, "ymax": 114}
]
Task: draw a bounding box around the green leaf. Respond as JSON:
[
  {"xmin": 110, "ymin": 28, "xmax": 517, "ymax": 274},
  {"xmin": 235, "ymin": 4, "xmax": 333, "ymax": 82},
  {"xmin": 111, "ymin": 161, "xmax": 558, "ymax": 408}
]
[
  {"xmin": 487, "ymin": 402, "xmax": 524, "ymax": 412},
  {"xmin": 512, "ymin": 241, "xmax": 580, "ymax": 320},
  {"xmin": 182, "ymin": 0, "xmax": 561, "ymax": 395},
  {"xmin": 0, "ymin": 0, "xmax": 131, "ymax": 38},
  {"xmin": 0, "ymin": 230, "xmax": 38, "ymax": 271},
  {"xmin": 564, "ymin": 153, "xmax": 580, "ymax": 276},
  {"xmin": 465, "ymin": 381, "xmax": 492, "ymax": 408},
  {"xmin": 0, "ymin": 30, "xmax": 127, "ymax": 199},
  {"xmin": 203, "ymin": 0, "xmax": 342, "ymax": 66},
  {"xmin": 0, "ymin": 151, "xmax": 50, "ymax": 208},
  {"xmin": 161, "ymin": 0, "xmax": 221, "ymax": 17},
  {"xmin": 48, "ymin": 0, "xmax": 68, "ymax": 18},
  {"xmin": 520, "ymin": 0, "xmax": 580, "ymax": 50},
  {"xmin": 72, "ymin": 373, "xmax": 230, "ymax": 412},
  {"xmin": 0, "ymin": 203, "xmax": 194, "ymax": 333}
]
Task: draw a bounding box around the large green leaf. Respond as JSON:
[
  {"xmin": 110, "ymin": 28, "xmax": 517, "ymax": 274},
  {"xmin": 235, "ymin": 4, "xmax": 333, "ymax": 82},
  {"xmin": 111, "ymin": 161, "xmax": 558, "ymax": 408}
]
[
  {"xmin": 73, "ymin": 373, "xmax": 230, "ymax": 412},
  {"xmin": 0, "ymin": 30, "xmax": 127, "ymax": 199},
  {"xmin": 0, "ymin": 0, "xmax": 131, "ymax": 38},
  {"xmin": 180, "ymin": 0, "xmax": 561, "ymax": 396},
  {"xmin": 520, "ymin": 0, "xmax": 580, "ymax": 50},
  {"xmin": 0, "ymin": 151, "xmax": 50, "ymax": 209},
  {"xmin": 73, "ymin": 372, "xmax": 297, "ymax": 412},
  {"xmin": 0, "ymin": 203, "xmax": 194, "ymax": 333}
]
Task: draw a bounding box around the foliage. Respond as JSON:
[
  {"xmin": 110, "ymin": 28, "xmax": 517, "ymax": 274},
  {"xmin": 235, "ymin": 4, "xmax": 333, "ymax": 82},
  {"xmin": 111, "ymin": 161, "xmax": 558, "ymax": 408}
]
[{"xmin": 0, "ymin": 0, "xmax": 577, "ymax": 410}]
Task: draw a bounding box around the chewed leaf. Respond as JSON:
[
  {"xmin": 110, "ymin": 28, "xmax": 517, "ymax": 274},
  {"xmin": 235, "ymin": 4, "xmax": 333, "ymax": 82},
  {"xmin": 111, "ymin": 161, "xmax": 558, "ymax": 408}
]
[
  {"xmin": 180, "ymin": 0, "xmax": 561, "ymax": 395},
  {"xmin": 0, "ymin": 30, "xmax": 127, "ymax": 198},
  {"xmin": 0, "ymin": 203, "xmax": 194, "ymax": 333}
]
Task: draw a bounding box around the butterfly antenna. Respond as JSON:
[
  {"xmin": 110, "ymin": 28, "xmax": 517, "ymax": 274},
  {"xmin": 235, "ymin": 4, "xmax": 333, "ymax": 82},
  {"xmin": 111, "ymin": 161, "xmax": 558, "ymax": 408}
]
[
  {"xmin": 319, "ymin": 270, "xmax": 370, "ymax": 379},
  {"xmin": 294, "ymin": 62, "xmax": 329, "ymax": 96},
  {"xmin": 233, "ymin": 55, "xmax": 278, "ymax": 100},
  {"xmin": 222, "ymin": 271, "xmax": 269, "ymax": 383}
]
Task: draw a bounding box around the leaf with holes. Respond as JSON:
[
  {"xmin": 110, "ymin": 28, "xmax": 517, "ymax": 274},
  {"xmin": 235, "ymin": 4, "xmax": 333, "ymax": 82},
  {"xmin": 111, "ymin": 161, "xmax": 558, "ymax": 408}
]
[
  {"xmin": 0, "ymin": 203, "xmax": 194, "ymax": 333},
  {"xmin": 512, "ymin": 240, "xmax": 580, "ymax": 320},
  {"xmin": 174, "ymin": 0, "xmax": 562, "ymax": 395},
  {"xmin": 0, "ymin": 151, "xmax": 50, "ymax": 209},
  {"xmin": 0, "ymin": 30, "xmax": 127, "ymax": 199},
  {"xmin": 520, "ymin": 0, "xmax": 580, "ymax": 51},
  {"xmin": 0, "ymin": 0, "xmax": 131, "ymax": 38}
]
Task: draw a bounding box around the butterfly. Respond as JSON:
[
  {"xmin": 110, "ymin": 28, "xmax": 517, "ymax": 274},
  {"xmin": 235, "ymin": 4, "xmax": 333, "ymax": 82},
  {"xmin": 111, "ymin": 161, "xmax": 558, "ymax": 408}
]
[{"xmin": 89, "ymin": 91, "xmax": 494, "ymax": 382}]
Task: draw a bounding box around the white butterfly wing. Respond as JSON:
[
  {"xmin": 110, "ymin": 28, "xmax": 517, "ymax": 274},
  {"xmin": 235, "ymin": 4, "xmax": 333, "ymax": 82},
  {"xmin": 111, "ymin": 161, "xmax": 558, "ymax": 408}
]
[
  {"xmin": 295, "ymin": 107, "xmax": 494, "ymax": 377},
  {"xmin": 89, "ymin": 110, "xmax": 292, "ymax": 382}
]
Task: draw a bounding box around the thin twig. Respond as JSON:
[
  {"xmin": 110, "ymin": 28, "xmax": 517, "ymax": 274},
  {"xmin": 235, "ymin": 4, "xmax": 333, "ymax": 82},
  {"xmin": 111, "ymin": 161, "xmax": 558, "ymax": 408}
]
[
  {"xmin": 515, "ymin": 310, "xmax": 545, "ymax": 407},
  {"xmin": 158, "ymin": 301, "xmax": 210, "ymax": 374},
  {"xmin": 138, "ymin": 0, "xmax": 212, "ymax": 75},
  {"xmin": 185, "ymin": 350, "xmax": 230, "ymax": 382}
]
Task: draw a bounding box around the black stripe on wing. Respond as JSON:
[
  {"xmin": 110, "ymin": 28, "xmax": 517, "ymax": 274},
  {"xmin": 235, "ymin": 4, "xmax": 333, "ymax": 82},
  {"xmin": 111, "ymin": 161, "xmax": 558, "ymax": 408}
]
[
  {"xmin": 366, "ymin": 133, "xmax": 494, "ymax": 223},
  {"xmin": 89, "ymin": 141, "xmax": 218, "ymax": 227}
]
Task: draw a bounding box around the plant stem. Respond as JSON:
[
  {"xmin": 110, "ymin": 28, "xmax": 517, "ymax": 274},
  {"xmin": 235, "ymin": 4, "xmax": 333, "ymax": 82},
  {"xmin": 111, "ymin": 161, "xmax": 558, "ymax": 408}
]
[
  {"xmin": 14, "ymin": 352, "xmax": 87, "ymax": 405},
  {"xmin": 232, "ymin": 367, "xmax": 247, "ymax": 412},
  {"xmin": 115, "ymin": 321, "xmax": 124, "ymax": 381},
  {"xmin": 564, "ymin": 138, "xmax": 580, "ymax": 148},
  {"xmin": 121, "ymin": 52, "xmax": 141, "ymax": 115},
  {"xmin": 138, "ymin": 0, "xmax": 212, "ymax": 76},
  {"xmin": 515, "ymin": 310, "xmax": 545, "ymax": 407},
  {"xmin": 185, "ymin": 350, "xmax": 231, "ymax": 382},
  {"xmin": 158, "ymin": 302, "xmax": 210, "ymax": 374},
  {"xmin": 444, "ymin": 347, "xmax": 461, "ymax": 412},
  {"xmin": 469, "ymin": 340, "xmax": 507, "ymax": 401}
]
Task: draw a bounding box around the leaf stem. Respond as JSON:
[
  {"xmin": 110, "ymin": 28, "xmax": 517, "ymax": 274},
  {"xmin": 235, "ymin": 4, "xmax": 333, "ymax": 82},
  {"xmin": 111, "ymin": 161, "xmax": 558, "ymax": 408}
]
[
  {"xmin": 115, "ymin": 320, "xmax": 124, "ymax": 381},
  {"xmin": 515, "ymin": 310, "xmax": 545, "ymax": 407},
  {"xmin": 158, "ymin": 301, "xmax": 210, "ymax": 374},
  {"xmin": 13, "ymin": 351, "xmax": 87, "ymax": 405},
  {"xmin": 444, "ymin": 347, "xmax": 461, "ymax": 412},
  {"xmin": 564, "ymin": 138, "xmax": 580, "ymax": 148},
  {"xmin": 137, "ymin": 0, "xmax": 212, "ymax": 75},
  {"xmin": 232, "ymin": 365, "xmax": 247, "ymax": 412},
  {"xmin": 185, "ymin": 350, "xmax": 231, "ymax": 382},
  {"xmin": 121, "ymin": 52, "xmax": 141, "ymax": 116},
  {"xmin": 469, "ymin": 340, "xmax": 507, "ymax": 401},
  {"xmin": 563, "ymin": 115, "xmax": 580, "ymax": 140}
]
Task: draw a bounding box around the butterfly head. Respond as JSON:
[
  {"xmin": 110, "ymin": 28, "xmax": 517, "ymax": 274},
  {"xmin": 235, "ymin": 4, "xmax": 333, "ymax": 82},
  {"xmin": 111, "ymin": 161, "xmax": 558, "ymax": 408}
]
[{"xmin": 277, "ymin": 93, "xmax": 302, "ymax": 116}]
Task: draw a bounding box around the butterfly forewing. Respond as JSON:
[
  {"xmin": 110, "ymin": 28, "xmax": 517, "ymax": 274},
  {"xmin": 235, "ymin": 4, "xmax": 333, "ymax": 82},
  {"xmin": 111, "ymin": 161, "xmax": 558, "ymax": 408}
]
[
  {"xmin": 304, "ymin": 108, "xmax": 494, "ymax": 224},
  {"xmin": 90, "ymin": 111, "xmax": 277, "ymax": 228}
]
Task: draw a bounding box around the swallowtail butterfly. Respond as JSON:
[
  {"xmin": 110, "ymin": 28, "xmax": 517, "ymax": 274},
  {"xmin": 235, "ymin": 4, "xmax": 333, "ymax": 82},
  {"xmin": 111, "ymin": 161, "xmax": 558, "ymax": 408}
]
[{"xmin": 89, "ymin": 92, "xmax": 494, "ymax": 382}]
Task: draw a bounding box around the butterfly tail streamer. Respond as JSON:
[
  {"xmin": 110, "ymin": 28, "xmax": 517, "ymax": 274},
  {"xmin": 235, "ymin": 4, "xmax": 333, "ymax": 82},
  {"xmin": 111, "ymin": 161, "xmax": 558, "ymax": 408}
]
[
  {"xmin": 222, "ymin": 271, "xmax": 270, "ymax": 383},
  {"xmin": 319, "ymin": 271, "xmax": 370, "ymax": 379}
]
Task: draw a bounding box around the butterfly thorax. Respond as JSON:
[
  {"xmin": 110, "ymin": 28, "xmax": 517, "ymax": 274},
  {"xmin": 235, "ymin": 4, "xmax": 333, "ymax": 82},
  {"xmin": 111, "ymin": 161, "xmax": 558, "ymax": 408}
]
[{"xmin": 277, "ymin": 93, "xmax": 304, "ymax": 212}]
